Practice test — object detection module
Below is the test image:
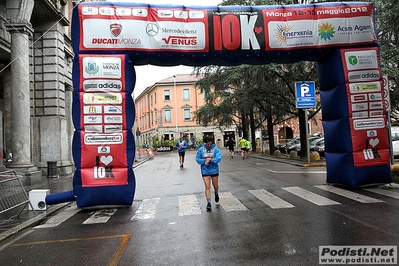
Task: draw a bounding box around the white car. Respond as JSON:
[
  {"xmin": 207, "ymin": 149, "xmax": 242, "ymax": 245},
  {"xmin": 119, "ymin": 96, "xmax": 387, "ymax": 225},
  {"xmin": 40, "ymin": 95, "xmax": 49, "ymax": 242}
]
[{"xmin": 391, "ymin": 126, "xmax": 399, "ymax": 157}]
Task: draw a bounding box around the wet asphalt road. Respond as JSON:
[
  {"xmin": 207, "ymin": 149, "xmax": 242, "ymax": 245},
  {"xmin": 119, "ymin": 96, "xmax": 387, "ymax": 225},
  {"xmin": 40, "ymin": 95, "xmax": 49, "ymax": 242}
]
[{"xmin": 1, "ymin": 149, "xmax": 399, "ymax": 265}]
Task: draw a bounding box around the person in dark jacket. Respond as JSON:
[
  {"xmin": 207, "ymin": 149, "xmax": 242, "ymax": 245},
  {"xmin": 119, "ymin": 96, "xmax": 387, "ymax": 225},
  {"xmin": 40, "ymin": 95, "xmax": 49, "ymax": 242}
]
[
  {"xmin": 195, "ymin": 137, "xmax": 222, "ymax": 211},
  {"xmin": 226, "ymin": 137, "xmax": 236, "ymax": 159},
  {"xmin": 176, "ymin": 137, "xmax": 188, "ymax": 168}
]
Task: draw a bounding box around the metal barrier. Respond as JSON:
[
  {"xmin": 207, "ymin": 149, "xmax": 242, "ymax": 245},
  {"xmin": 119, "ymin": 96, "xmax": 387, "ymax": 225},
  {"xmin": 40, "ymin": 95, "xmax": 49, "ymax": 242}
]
[{"xmin": 0, "ymin": 170, "xmax": 36, "ymax": 217}]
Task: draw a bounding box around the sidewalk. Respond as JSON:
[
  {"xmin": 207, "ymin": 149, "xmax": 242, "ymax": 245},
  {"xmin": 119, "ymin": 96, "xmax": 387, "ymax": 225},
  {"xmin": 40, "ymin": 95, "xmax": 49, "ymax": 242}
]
[{"xmin": 0, "ymin": 156, "xmax": 151, "ymax": 242}]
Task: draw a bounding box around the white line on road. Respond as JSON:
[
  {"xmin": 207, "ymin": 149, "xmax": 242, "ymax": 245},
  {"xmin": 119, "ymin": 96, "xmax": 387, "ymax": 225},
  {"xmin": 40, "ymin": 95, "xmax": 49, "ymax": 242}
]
[
  {"xmin": 34, "ymin": 205, "xmax": 80, "ymax": 228},
  {"xmin": 265, "ymin": 169, "xmax": 326, "ymax": 174},
  {"xmin": 178, "ymin": 195, "xmax": 202, "ymax": 216},
  {"xmin": 282, "ymin": 186, "xmax": 341, "ymax": 206},
  {"xmin": 363, "ymin": 187, "xmax": 399, "ymax": 200},
  {"xmin": 219, "ymin": 192, "xmax": 249, "ymax": 212},
  {"xmin": 315, "ymin": 185, "xmax": 384, "ymax": 203},
  {"xmin": 131, "ymin": 198, "xmax": 161, "ymax": 220},
  {"xmin": 249, "ymin": 189, "xmax": 295, "ymax": 209},
  {"xmin": 83, "ymin": 208, "xmax": 118, "ymax": 224}
]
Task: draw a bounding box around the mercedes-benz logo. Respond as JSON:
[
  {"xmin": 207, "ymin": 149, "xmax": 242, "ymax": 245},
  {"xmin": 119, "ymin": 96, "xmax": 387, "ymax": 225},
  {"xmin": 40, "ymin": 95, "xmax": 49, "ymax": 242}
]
[{"xmin": 146, "ymin": 23, "xmax": 159, "ymax": 36}]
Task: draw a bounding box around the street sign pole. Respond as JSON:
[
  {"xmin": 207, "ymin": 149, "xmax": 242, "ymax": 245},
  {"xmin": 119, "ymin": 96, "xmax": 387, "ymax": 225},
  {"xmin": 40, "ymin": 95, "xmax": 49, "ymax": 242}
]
[
  {"xmin": 295, "ymin": 81, "xmax": 316, "ymax": 163},
  {"xmin": 305, "ymin": 109, "xmax": 310, "ymax": 164}
]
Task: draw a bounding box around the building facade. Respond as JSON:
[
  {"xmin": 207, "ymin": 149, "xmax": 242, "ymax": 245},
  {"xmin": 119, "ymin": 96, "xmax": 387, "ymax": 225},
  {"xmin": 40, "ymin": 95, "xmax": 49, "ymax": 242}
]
[
  {"xmin": 0, "ymin": 0, "xmax": 75, "ymax": 184},
  {"xmin": 135, "ymin": 74, "xmax": 236, "ymax": 150}
]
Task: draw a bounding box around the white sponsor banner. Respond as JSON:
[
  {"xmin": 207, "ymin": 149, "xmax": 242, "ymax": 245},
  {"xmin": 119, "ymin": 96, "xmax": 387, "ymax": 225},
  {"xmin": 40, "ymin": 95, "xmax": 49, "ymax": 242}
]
[
  {"xmin": 84, "ymin": 125, "xmax": 103, "ymax": 133},
  {"xmin": 82, "ymin": 57, "xmax": 122, "ymax": 78},
  {"xmin": 368, "ymin": 93, "xmax": 382, "ymax": 101},
  {"xmin": 84, "ymin": 105, "xmax": 102, "ymax": 114},
  {"xmin": 349, "ymin": 82, "xmax": 381, "ymax": 94},
  {"xmin": 104, "ymin": 105, "xmax": 122, "ymax": 114},
  {"xmin": 83, "ymin": 80, "xmax": 122, "ymax": 92},
  {"xmin": 104, "ymin": 125, "xmax": 123, "ymax": 133},
  {"xmin": 83, "ymin": 93, "xmax": 123, "ymax": 104},
  {"xmin": 352, "ymin": 111, "xmax": 368, "ymax": 118},
  {"xmin": 348, "ymin": 69, "xmax": 380, "ymax": 82},
  {"xmin": 84, "ymin": 115, "xmax": 103, "ymax": 124},
  {"xmin": 344, "ymin": 50, "xmax": 379, "ymax": 70},
  {"xmin": 353, "ymin": 118, "xmax": 385, "ymax": 130},
  {"xmin": 104, "ymin": 115, "xmax": 123, "ymax": 124},
  {"xmin": 319, "ymin": 245, "xmax": 397, "ymax": 265},
  {"xmin": 351, "ymin": 102, "xmax": 368, "ymax": 112},
  {"xmin": 350, "ymin": 94, "xmax": 367, "ymax": 103},
  {"xmin": 82, "ymin": 19, "xmax": 206, "ymax": 50},
  {"xmin": 84, "ymin": 133, "xmax": 123, "ymax": 145},
  {"xmin": 369, "ymin": 101, "xmax": 383, "ymax": 110},
  {"xmin": 268, "ymin": 16, "xmax": 375, "ymax": 49},
  {"xmin": 98, "ymin": 146, "xmax": 111, "ymax": 153},
  {"xmin": 369, "ymin": 110, "xmax": 384, "ymax": 117}
]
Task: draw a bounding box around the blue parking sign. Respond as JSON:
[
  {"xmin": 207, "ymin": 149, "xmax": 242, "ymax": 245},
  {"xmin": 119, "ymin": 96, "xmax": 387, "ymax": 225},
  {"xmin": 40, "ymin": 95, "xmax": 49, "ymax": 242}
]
[{"xmin": 295, "ymin": 81, "xmax": 316, "ymax": 108}]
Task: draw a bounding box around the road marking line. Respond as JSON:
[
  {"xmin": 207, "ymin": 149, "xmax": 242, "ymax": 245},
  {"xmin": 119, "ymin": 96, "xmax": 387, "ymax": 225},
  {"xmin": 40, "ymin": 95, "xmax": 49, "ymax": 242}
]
[
  {"xmin": 131, "ymin": 198, "xmax": 160, "ymax": 220},
  {"xmin": 282, "ymin": 186, "xmax": 341, "ymax": 206},
  {"xmin": 34, "ymin": 205, "xmax": 79, "ymax": 228},
  {"xmin": 83, "ymin": 208, "xmax": 118, "ymax": 224},
  {"xmin": 178, "ymin": 195, "xmax": 201, "ymax": 216},
  {"xmin": 219, "ymin": 192, "xmax": 248, "ymax": 212},
  {"xmin": 265, "ymin": 169, "xmax": 326, "ymax": 174},
  {"xmin": 363, "ymin": 188, "xmax": 399, "ymax": 200},
  {"xmin": 249, "ymin": 189, "xmax": 295, "ymax": 209},
  {"xmin": 315, "ymin": 185, "xmax": 384, "ymax": 203}
]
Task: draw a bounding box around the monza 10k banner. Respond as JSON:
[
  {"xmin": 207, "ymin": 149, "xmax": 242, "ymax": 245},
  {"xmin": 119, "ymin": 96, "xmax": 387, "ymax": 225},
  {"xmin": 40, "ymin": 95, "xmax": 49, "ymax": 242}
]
[{"xmin": 71, "ymin": 54, "xmax": 136, "ymax": 208}]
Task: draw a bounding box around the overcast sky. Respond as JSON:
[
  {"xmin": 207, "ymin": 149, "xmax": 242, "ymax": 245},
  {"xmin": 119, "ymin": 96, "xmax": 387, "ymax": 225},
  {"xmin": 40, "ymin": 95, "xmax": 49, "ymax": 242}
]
[{"xmin": 106, "ymin": 0, "xmax": 223, "ymax": 98}]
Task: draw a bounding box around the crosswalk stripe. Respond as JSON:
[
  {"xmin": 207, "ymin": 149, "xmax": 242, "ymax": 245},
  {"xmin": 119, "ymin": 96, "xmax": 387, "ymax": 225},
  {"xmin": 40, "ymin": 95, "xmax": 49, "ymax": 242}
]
[
  {"xmin": 83, "ymin": 209, "xmax": 118, "ymax": 224},
  {"xmin": 131, "ymin": 198, "xmax": 161, "ymax": 220},
  {"xmin": 363, "ymin": 188, "xmax": 399, "ymax": 200},
  {"xmin": 179, "ymin": 195, "xmax": 202, "ymax": 216},
  {"xmin": 315, "ymin": 185, "xmax": 384, "ymax": 203},
  {"xmin": 282, "ymin": 186, "xmax": 341, "ymax": 206},
  {"xmin": 219, "ymin": 192, "xmax": 249, "ymax": 212},
  {"xmin": 249, "ymin": 189, "xmax": 294, "ymax": 209},
  {"xmin": 35, "ymin": 205, "xmax": 79, "ymax": 228}
]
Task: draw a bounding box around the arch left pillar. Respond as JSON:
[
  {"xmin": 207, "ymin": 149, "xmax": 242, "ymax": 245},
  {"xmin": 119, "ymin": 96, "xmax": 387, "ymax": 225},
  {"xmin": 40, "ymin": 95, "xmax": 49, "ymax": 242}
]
[{"xmin": 5, "ymin": 23, "xmax": 37, "ymax": 173}]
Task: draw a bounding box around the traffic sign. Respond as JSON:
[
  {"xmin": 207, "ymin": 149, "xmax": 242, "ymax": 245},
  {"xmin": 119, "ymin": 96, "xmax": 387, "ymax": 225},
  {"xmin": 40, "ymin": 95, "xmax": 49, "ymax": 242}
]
[{"xmin": 295, "ymin": 81, "xmax": 316, "ymax": 109}]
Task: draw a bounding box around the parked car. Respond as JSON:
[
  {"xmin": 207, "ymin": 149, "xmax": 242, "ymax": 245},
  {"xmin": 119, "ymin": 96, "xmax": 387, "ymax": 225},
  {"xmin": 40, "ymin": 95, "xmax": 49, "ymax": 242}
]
[
  {"xmin": 315, "ymin": 144, "xmax": 325, "ymax": 158},
  {"xmin": 276, "ymin": 137, "xmax": 300, "ymax": 153},
  {"xmin": 294, "ymin": 136, "xmax": 322, "ymax": 156},
  {"xmin": 392, "ymin": 126, "xmax": 399, "ymax": 157},
  {"xmin": 309, "ymin": 137, "xmax": 324, "ymax": 152}
]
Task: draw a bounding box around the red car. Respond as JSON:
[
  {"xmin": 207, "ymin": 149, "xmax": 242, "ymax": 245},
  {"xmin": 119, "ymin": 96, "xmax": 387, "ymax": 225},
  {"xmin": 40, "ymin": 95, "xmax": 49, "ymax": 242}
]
[{"xmin": 315, "ymin": 144, "xmax": 325, "ymax": 158}]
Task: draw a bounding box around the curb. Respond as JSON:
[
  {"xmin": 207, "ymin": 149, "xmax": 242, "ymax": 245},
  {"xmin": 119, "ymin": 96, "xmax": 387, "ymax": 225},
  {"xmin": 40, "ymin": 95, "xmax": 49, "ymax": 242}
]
[{"xmin": 0, "ymin": 202, "xmax": 71, "ymax": 242}]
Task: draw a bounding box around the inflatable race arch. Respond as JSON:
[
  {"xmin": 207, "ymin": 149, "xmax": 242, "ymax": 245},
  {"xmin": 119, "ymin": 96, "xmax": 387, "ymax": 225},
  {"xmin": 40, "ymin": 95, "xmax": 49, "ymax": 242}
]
[{"xmin": 46, "ymin": 1, "xmax": 392, "ymax": 208}]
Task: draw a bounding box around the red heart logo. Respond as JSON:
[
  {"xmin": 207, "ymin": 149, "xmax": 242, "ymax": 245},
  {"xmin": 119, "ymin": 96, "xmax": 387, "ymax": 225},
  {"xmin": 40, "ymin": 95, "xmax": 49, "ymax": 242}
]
[{"xmin": 254, "ymin": 27, "xmax": 263, "ymax": 34}]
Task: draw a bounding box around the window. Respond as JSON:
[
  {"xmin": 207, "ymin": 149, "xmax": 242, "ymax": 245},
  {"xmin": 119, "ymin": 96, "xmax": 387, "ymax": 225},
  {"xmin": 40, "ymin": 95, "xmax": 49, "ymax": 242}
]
[
  {"xmin": 183, "ymin": 88, "xmax": 190, "ymax": 100},
  {"xmin": 154, "ymin": 92, "xmax": 157, "ymax": 103},
  {"xmin": 183, "ymin": 109, "xmax": 191, "ymax": 121},
  {"xmin": 164, "ymin": 110, "xmax": 171, "ymax": 122},
  {"xmin": 164, "ymin": 90, "xmax": 170, "ymax": 101}
]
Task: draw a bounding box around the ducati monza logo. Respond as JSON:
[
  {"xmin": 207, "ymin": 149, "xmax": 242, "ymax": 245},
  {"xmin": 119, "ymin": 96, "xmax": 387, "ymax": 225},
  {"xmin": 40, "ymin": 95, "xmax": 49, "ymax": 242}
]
[{"xmin": 110, "ymin": 23, "xmax": 122, "ymax": 37}]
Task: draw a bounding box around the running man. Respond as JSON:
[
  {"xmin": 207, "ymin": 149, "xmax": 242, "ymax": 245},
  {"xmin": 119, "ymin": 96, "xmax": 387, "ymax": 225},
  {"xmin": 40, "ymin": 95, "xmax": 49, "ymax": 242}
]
[{"xmin": 176, "ymin": 137, "xmax": 188, "ymax": 168}]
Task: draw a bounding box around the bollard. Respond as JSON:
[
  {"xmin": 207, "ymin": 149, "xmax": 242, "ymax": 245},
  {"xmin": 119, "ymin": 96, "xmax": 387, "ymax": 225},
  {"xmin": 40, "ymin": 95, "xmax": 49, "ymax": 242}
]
[{"xmin": 47, "ymin": 161, "xmax": 59, "ymax": 178}]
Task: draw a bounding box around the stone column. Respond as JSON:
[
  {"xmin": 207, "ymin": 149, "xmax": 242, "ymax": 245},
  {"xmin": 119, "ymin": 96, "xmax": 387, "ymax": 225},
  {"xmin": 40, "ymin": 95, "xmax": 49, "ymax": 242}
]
[
  {"xmin": 0, "ymin": 110, "xmax": 4, "ymax": 171},
  {"xmin": 7, "ymin": 24, "xmax": 34, "ymax": 168}
]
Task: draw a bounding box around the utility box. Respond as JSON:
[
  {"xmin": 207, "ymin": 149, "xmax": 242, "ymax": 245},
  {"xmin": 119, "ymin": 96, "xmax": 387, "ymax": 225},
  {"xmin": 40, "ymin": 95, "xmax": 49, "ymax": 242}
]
[{"xmin": 29, "ymin": 189, "xmax": 50, "ymax": 211}]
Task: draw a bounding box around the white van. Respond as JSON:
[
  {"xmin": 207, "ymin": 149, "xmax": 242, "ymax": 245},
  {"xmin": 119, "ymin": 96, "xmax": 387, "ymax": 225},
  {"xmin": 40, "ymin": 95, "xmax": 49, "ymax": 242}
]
[{"xmin": 391, "ymin": 126, "xmax": 399, "ymax": 157}]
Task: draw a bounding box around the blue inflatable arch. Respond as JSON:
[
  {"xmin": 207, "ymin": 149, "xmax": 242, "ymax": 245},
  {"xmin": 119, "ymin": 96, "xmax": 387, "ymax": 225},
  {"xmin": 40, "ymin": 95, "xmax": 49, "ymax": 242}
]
[{"xmin": 46, "ymin": 1, "xmax": 392, "ymax": 208}]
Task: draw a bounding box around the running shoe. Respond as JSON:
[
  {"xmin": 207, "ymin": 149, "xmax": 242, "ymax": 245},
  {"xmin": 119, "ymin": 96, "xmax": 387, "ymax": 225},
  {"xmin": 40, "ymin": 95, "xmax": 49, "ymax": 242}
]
[
  {"xmin": 180, "ymin": 164, "xmax": 183, "ymax": 168},
  {"xmin": 215, "ymin": 192, "xmax": 219, "ymax": 203},
  {"xmin": 206, "ymin": 203, "xmax": 212, "ymax": 211}
]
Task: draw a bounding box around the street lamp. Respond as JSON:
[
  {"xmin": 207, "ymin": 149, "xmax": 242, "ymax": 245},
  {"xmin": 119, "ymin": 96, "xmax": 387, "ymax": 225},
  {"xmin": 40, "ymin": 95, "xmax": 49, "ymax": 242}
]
[{"xmin": 174, "ymin": 75, "xmax": 178, "ymax": 138}]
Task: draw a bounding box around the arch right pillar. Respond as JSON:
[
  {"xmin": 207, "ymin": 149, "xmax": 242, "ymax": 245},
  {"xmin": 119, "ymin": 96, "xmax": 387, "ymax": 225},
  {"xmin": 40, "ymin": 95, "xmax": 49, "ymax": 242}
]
[{"xmin": 317, "ymin": 47, "xmax": 392, "ymax": 187}]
